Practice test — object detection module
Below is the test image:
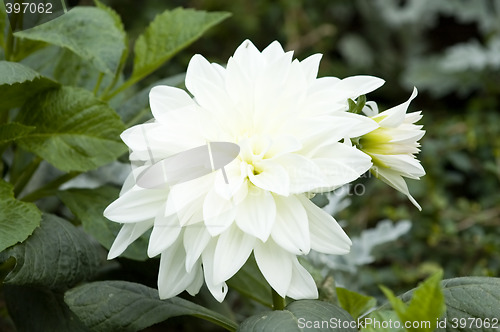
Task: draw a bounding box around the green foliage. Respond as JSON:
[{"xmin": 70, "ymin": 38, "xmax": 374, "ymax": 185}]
[
  {"xmin": 58, "ymin": 186, "xmax": 149, "ymax": 261},
  {"xmin": 239, "ymin": 300, "xmax": 356, "ymax": 332},
  {"xmin": 1, "ymin": 214, "xmax": 103, "ymax": 289},
  {"xmin": 15, "ymin": 7, "xmax": 126, "ymax": 75},
  {"xmin": 0, "ymin": 179, "xmax": 41, "ymax": 252},
  {"xmin": 65, "ymin": 280, "xmax": 238, "ymax": 332},
  {"xmin": 16, "ymin": 86, "xmax": 127, "ymax": 172},
  {"xmin": 0, "ymin": 60, "xmax": 59, "ymax": 110},
  {"xmin": 0, "ymin": 123, "xmax": 34, "ymax": 145},
  {"xmin": 131, "ymin": 8, "xmax": 230, "ymax": 85},
  {"xmin": 381, "ymin": 271, "xmax": 445, "ymax": 332},
  {"xmin": 336, "ymin": 287, "xmax": 376, "ymax": 320}
]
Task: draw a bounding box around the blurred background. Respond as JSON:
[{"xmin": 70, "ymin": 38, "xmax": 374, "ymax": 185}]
[{"xmin": 83, "ymin": 0, "xmax": 500, "ymax": 313}]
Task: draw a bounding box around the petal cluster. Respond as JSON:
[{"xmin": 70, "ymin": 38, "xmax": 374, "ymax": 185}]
[
  {"xmin": 359, "ymin": 88, "xmax": 426, "ymax": 209},
  {"xmin": 104, "ymin": 40, "xmax": 385, "ymax": 302}
]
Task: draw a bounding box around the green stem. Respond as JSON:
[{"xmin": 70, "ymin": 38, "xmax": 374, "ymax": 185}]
[
  {"xmin": 21, "ymin": 171, "xmax": 81, "ymax": 202},
  {"xmin": 93, "ymin": 72, "xmax": 105, "ymax": 96},
  {"xmin": 102, "ymin": 75, "xmax": 138, "ymax": 101},
  {"xmin": 271, "ymin": 288, "xmax": 286, "ymax": 310},
  {"xmin": 13, "ymin": 156, "xmax": 42, "ymax": 197},
  {"xmin": 5, "ymin": 0, "xmax": 24, "ymax": 60}
]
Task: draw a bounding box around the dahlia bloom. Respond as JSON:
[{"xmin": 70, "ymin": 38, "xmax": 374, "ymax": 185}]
[
  {"xmin": 359, "ymin": 88, "xmax": 425, "ymax": 210},
  {"xmin": 104, "ymin": 40, "xmax": 384, "ymax": 302}
]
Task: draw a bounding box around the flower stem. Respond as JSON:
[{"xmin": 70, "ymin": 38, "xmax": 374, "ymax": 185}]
[
  {"xmin": 13, "ymin": 156, "xmax": 42, "ymax": 197},
  {"xmin": 271, "ymin": 288, "xmax": 286, "ymax": 311}
]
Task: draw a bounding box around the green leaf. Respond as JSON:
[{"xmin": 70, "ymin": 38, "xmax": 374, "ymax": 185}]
[
  {"xmin": 336, "ymin": 287, "xmax": 376, "ymax": 320},
  {"xmin": 131, "ymin": 8, "xmax": 230, "ymax": 83},
  {"xmin": 0, "ymin": 179, "xmax": 41, "ymax": 253},
  {"xmin": 64, "ymin": 280, "xmax": 239, "ymax": 332},
  {"xmin": 15, "ymin": 7, "xmax": 126, "ymax": 75},
  {"xmin": 0, "ymin": 60, "xmax": 59, "ymax": 111},
  {"xmin": 16, "ymin": 86, "xmax": 127, "ymax": 172},
  {"xmin": 227, "ymin": 254, "xmax": 273, "ymax": 308},
  {"xmin": 4, "ymin": 284, "xmax": 90, "ymax": 332},
  {"xmin": 58, "ymin": 186, "xmax": 149, "ymax": 261},
  {"xmin": 0, "ymin": 122, "xmax": 35, "ymax": 144},
  {"xmin": 402, "ymin": 277, "xmax": 500, "ymax": 332},
  {"xmin": 361, "ymin": 310, "xmax": 404, "ymax": 332},
  {"xmin": 1, "ymin": 214, "xmax": 103, "ymax": 289},
  {"xmin": 238, "ymin": 300, "xmax": 357, "ymax": 332},
  {"xmin": 381, "ymin": 270, "xmax": 445, "ymax": 332}
]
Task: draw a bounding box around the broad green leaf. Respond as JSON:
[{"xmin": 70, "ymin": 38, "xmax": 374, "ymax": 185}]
[
  {"xmin": 361, "ymin": 310, "xmax": 404, "ymax": 332},
  {"xmin": 117, "ymin": 74, "xmax": 185, "ymax": 126},
  {"xmin": 0, "ymin": 60, "xmax": 59, "ymax": 110},
  {"xmin": 58, "ymin": 186, "xmax": 149, "ymax": 261},
  {"xmin": 0, "ymin": 122, "xmax": 35, "ymax": 144},
  {"xmin": 227, "ymin": 254, "xmax": 273, "ymax": 308},
  {"xmin": 401, "ymin": 277, "xmax": 500, "ymax": 332},
  {"xmin": 16, "ymin": 86, "xmax": 127, "ymax": 172},
  {"xmin": 381, "ymin": 270, "xmax": 444, "ymax": 332},
  {"xmin": 5, "ymin": 284, "xmax": 90, "ymax": 332},
  {"xmin": 1, "ymin": 214, "xmax": 103, "ymax": 289},
  {"xmin": 336, "ymin": 287, "xmax": 376, "ymax": 320},
  {"xmin": 64, "ymin": 280, "xmax": 239, "ymax": 332},
  {"xmin": 0, "ymin": 179, "xmax": 41, "ymax": 252},
  {"xmin": 131, "ymin": 8, "xmax": 230, "ymax": 82},
  {"xmin": 15, "ymin": 7, "xmax": 126, "ymax": 75},
  {"xmin": 238, "ymin": 300, "xmax": 357, "ymax": 332}
]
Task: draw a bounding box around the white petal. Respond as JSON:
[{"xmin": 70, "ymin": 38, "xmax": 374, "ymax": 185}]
[
  {"xmin": 104, "ymin": 187, "xmax": 167, "ymax": 223},
  {"xmin": 298, "ymin": 195, "xmax": 351, "ymax": 254},
  {"xmin": 373, "ymin": 153, "xmax": 425, "ymax": 178},
  {"xmin": 332, "ymin": 76, "xmax": 385, "ymax": 102},
  {"xmin": 271, "ymin": 153, "xmax": 328, "ymax": 193},
  {"xmin": 300, "ymin": 53, "xmax": 322, "ymax": 83},
  {"xmin": 286, "ymin": 257, "xmax": 318, "ymax": 299},
  {"xmin": 213, "ymin": 225, "xmax": 256, "ymax": 284},
  {"xmin": 313, "ymin": 144, "xmax": 372, "ymax": 190},
  {"xmin": 148, "ymin": 213, "xmax": 182, "ymax": 258},
  {"xmin": 158, "ymin": 236, "xmax": 198, "ymax": 299},
  {"xmin": 254, "ymin": 240, "xmax": 293, "ymax": 298},
  {"xmin": 262, "ymin": 40, "xmax": 287, "ymax": 62},
  {"xmin": 271, "ymin": 195, "xmax": 310, "ymax": 255},
  {"xmin": 202, "ymin": 240, "xmax": 229, "ymax": 302},
  {"xmin": 185, "ymin": 263, "xmax": 204, "ymax": 296},
  {"xmin": 248, "ymin": 162, "xmax": 290, "ymax": 196},
  {"xmin": 149, "ymin": 85, "xmax": 196, "ymax": 123},
  {"xmin": 203, "ymin": 188, "xmax": 236, "ymax": 236},
  {"xmin": 107, "ymin": 220, "xmax": 154, "ymax": 259},
  {"xmin": 183, "ymin": 226, "xmax": 212, "ymax": 273},
  {"xmin": 375, "ymin": 167, "xmax": 422, "ymax": 210},
  {"xmin": 235, "ymin": 186, "xmax": 276, "ymax": 241},
  {"xmin": 375, "ymin": 87, "xmax": 418, "ymax": 127}
]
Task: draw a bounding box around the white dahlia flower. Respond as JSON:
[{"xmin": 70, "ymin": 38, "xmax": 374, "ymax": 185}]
[
  {"xmin": 359, "ymin": 88, "xmax": 425, "ymax": 210},
  {"xmin": 104, "ymin": 40, "xmax": 384, "ymax": 302}
]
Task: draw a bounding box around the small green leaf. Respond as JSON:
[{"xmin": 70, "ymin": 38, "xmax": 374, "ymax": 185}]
[
  {"xmin": 407, "ymin": 277, "xmax": 500, "ymax": 332},
  {"xmin": 64, "ymin": 280, "xmax": 239, "ymax": 332},
  {"xmin": 336, "ymin": 287, "xmax": 377, "ymax": 320},
  {"xmin": 15, "ymin": 7, "xmax": 126, "ymax": 75},
  {"xmin": 0, "ymin": 122, "xmax": 35, "ymax": 144},
  {"xmin": 238, "ymin": 300, "xmax": 357, "ymax": 332},
  {"xmin": 0, "ymin": 60, "xmax": 59, "ymax": 111},
  {"xmin": 0, "ymin": 179, "xmax": 41, "ymax": 253},
  {"xmin": 1, "ymin": 214, "xmax": 103, "ymax": 289},
  {"xmin": 131, "ymin": 8, "xmax": 230, "ymax": 83},
  {"xmin": 347, "ymin": 95, "xmax": 366, "ymax": 114},
  {"xmin": 227, "ymin": 254, "xmax": 272, "ymax": 308},
  {"xmin": 58, "ymin": 186, "xmax": 149, "ymax": 261},
  {"xmin": 16, "ymin": 86, "xmax": 127, "ymax": 172},
  {"xmin": 5, "ymin": 284, "xmax": 90, "ymax": 332},
  {"xmin": 381, "ymin": 271, "xmax": 445, "ymax": 332},
  {"xmin": 361, "ymin": 310, "xmax": 404, "ymax": 332}
]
